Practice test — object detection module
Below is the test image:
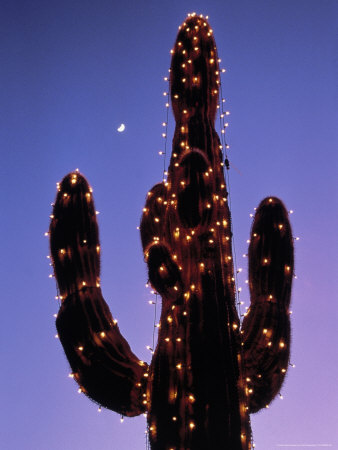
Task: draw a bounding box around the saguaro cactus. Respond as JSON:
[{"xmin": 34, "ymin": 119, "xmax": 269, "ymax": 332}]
[{"xmin": 50, "ymin": 13, "xmax": 294, "ymax": 450}]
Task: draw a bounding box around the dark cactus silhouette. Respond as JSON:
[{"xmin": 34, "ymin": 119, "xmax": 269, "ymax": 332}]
[{"xmin": 50, "ymin": 13, "xmax": 294, "ymax": 450}]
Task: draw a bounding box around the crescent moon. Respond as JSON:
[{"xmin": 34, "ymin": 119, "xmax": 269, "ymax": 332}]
[{"xmin": 117, "ymin": 123, "xmax": 125, "ymax": 132}]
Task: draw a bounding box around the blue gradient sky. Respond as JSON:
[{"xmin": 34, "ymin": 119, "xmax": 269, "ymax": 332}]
[{"xmin": 1, "ymin": 1, "xmax": 337, "ymax": 449}]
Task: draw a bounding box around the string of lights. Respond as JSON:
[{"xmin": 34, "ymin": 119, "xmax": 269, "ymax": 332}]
[
  {"xmin": 138, "ymin": 12, "xmax": 255, "ymax": 448},
  {"xmin": 46, "ymin": 12, "xmax": 296, "ymax": 450},
  {"xmin": 217, "ymin": 59, "xmax": 257, "ymax": 449}
]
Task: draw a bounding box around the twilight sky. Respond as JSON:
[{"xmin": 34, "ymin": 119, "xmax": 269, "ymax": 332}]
[{"xmin": 1, "ymin": 1, "xmax": 337, "ymax": 449}]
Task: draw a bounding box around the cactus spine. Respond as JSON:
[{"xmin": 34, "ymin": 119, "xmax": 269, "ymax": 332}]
[{"xmin": 50, "ymin": 13, "xmax": 294, "ymax": 450}]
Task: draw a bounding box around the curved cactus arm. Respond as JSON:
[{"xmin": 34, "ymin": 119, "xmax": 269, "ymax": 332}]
[
  {"xmin": 50, "ymin": 172, "xmax": 148, "ymax": 417},
  {"xmin": 240, "ymin": 197, "xmax": 294, "ymax": 413}
]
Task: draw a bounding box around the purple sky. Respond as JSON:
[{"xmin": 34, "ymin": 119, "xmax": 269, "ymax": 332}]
[{"xmin": 1, "ymin": 0, "xmax": 337, "ymax": 449}]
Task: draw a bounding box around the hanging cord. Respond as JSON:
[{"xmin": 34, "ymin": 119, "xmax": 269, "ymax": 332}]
[
  {"xmin": 152, "ymin": 293, "xmax": 159, "ymax": 351},
  {"xmin": 218, "ymin": 78, "xmax": 244, "ymax": 321},
  {"xmin": 218, "ymin": 71, "xmax": 255, "ymax": 449},
  {"xmin": 161, "ymin": 72, "xmax": 170, "ymax": 183},
  {"xmin": 144, "ymin": 74, "xmax": 171, "ymax": 450},
  {"xmin": 145, "ymin": 426, "xmax": 150, "ymax": 450}
]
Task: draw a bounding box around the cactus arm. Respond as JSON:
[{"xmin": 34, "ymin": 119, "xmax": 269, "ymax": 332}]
[
  {"xmin": 50, "ymin": 172, "xmax": 148, "ymax": 416},
  {"xmin": 241, "ymin": 197, "xmax": 294, "ymax": 413}
]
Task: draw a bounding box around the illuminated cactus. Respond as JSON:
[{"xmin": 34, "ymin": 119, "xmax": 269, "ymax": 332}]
[{"xmin": 50, "ymin": 13, "xmax": 294, "ymax": 450}]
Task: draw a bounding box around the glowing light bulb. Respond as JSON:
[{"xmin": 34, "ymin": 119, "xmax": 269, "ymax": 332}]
[{"xmin": 189, "ymin": 422, "xmax": 195, "ymax": 430}]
